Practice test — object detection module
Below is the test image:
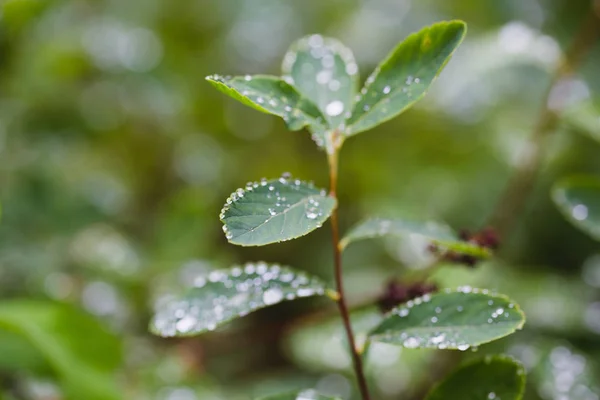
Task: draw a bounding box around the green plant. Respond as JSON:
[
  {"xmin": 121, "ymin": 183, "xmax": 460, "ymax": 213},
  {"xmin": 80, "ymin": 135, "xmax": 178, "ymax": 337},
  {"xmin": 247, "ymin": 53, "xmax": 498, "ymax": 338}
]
[{"xmin": 150, "ymin": 21, "xmax": 528, "ymax": 400}]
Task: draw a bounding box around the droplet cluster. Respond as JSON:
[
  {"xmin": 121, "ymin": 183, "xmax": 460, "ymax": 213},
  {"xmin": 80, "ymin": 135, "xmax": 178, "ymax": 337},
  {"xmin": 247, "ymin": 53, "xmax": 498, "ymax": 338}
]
[
  {"xmin": 281, "ymin": 34, "xmax": 358, "ymax": 129},
  {"xmin": 348, "ymin": 71, "xmax": 422, "ymax": 131},
  {"xmin": 371, "ymin": 288, "xmax": 523, "ymax": 351},
  {"xmin": 152, "ymin": 262, "xmax": 326, "ymax": 337},
  {"xmin": 206, "ymin": 74, "xmax": 327, "ymax": 145},
  {"xmin": 220, "ymin": 172, "xmax": 331, "ymax": 244}
]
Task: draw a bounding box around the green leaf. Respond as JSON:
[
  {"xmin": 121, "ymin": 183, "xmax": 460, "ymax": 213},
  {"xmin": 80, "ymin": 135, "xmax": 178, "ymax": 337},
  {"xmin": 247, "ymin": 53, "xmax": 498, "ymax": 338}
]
[
  {"xmin": 282, "ymin": 34, "xmax": 359, "ymax": 129},
  {"xmin": 0, "ymin": 329, "xmax": 49, "ymax": 373},
  {"xmin": 552, "ymin": 176, "xmax": 600, "ymax": 241},
  {"xmin": 0, "ymin": 300, "xmax": 122, "ymax": 400},
  {"xmin": 339, "ymin": 218, "xmax": 492, "ymax": 258},
  {"xmin": 425, "ymin": 355, "xmax": 526, "ymax": 400},
  {"xmin": 206, "ymin": 74, "xmax": 328, "ymax": 142},
  {"xmin": 368, "ymin": 288, "xmax": 525, "ymax": 350},
  {"xmin": 220, "ymin": 175, "xmax": 336, "ymax": 246},
  {"xmin": 563, "ymin": 99, "xmax": 600, "ymax": 143},
  {"xmin": 257, "ymin": 390, "xmax": 341, "ymax": 400},
  {"xmin": 151, "ymin": 262, "xmax": 330, "ymax": 337},
  {"xmin": 345, "ymin": 20, "xmax": 467, "ymax": 136}
]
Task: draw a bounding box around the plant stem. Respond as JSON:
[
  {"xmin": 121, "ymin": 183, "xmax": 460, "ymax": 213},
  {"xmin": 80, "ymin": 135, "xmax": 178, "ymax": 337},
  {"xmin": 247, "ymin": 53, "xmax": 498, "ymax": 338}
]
[
  {"xmin": 327, "ymin": 140, "xmax": 372, "ymax": 400},
  {"xmin": 487, "ymin": 3, "xmax": 600, "ymax": 237}
]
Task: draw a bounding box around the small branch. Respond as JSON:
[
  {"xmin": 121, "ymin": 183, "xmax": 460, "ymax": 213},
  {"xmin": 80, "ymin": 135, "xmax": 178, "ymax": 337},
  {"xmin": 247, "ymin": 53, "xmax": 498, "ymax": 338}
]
[
  {"xmin": 487, "ymin": 4, "xmax": 600, "ymax": 237},
  {"xmin": 327, "ymin": 135, "xmax": 372, "ymax": 400}
]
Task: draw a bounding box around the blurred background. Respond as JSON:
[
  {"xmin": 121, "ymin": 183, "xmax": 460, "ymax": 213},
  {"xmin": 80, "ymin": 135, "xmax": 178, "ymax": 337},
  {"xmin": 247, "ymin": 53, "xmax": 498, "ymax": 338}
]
[{"xmin": 0, "ymin": 0, "xmax": 599, "ymax": 399}]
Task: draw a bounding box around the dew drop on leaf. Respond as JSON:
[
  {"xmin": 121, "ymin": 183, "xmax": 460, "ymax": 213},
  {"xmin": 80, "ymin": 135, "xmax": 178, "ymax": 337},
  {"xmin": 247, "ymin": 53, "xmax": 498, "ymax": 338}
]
[{"xmin": 325, "ymin": 100, "xmax": 344, "ymax": 116}]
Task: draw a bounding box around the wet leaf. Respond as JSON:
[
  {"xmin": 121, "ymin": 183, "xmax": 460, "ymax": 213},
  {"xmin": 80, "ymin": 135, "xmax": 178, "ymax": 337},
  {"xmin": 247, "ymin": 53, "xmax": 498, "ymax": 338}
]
[
  {"xmin": 282, "ymin": 34, "xmax": 359, "ymax": 129},
  {"xmin": 206, "ymin": 74, "xmax": 328, "ymax": 142},
  {"xmin": 552, "ymin": 176, "xmax": 600, "ymax": 241},
  {"xmin": 0, "ymin": 301, "xmax": 122, "ymax": 400},
  {"xmin": 339, "ymin": 218, "xmax": 491, "ymax": 258},
  {"xmin": 368, "ymin": 288, "xmax": 525, "ymax": 350},
  {"xmin": 150, "ymin": 262, "xmax": 330, "ymax": 337},
  {"xmin": 220, "ymin": 175, "xmax": 336, "ymax": 246},
  {"xmin": 425, "ymin": 355, "xmax": 526, "ymax": 400},
  {"xmin": 345, "ymin": 21, "xmax": 466, "ymax": 136},
  {"xmin": 257, "ymin": 390, "xmax": 341, "ymax": 400}
]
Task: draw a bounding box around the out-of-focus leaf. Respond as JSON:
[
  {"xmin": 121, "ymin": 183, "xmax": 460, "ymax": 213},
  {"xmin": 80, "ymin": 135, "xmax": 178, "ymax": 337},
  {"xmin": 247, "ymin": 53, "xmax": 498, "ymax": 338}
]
[
  {"xmin": 284, "ymin": 306, "xmax": 437, "ymax": 397},
  {"xmin": 282, "ymin": 34, "xmax": 359, "ymax": 129},
  {"xmin": 285, "ymin": 307, "xmax": 383, "ymax": 372},
  {"xmin": 345, "ymin": 21, "xmax": 466, "ymax": 136},
  {"xmin": 425, "ymin": 355, "xmax": 526, "ymax": 400},
  {"xmin": 368, "ymin": 288, "xmax": 525, "ymax": 350},
  {"xmin": 552, "ymin": 176, "xmax": 600, "ymax": 241},
  {"xmin": 563, "ymin": 100, "xmax": 600, "ymax": 143},
  {"xmin": 339, "ymin": 218, "xmax": 491, "ymax": 258},
  {"xmin": 257, "ymin": 390, "xmax": 341, "ymax": 400},
  {"xmin": 0, "ymin": 330, "xmax": 48, "ymax": 373},
  {"xmin": 524, "ymin": 342, "xmax": 599, "ymax": 400},
  {"xmin": 206, "ymin": 75, "xmax": 328, "ymax": 140},
  {"xmin": 0, "ymin": 301, "xmax": 122, "ymax": 400},
  {"xmin": 220, "ymin": 176, "xmax": 336, "ymax": 246},
  {"xmin": 150, "ymin": 262, "xmax": 330, "ymax": 337}
]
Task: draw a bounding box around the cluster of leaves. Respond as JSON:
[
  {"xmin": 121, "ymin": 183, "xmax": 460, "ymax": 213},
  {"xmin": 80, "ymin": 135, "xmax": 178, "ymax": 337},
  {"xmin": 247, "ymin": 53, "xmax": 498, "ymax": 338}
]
[{"xmin": 150, "ymin": 21, "xmax": 530, "ymax": 399}]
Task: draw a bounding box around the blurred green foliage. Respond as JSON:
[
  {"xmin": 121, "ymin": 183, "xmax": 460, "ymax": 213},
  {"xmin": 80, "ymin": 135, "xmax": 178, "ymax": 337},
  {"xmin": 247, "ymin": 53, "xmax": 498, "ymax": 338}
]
[{"xmin": 0, "ymin": 0, "xmax": 599, "ymax": 399}]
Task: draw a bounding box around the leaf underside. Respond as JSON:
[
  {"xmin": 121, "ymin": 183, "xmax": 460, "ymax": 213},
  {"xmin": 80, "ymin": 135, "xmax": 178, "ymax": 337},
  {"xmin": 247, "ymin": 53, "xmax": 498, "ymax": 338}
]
[
  {"xmin": 150, "ymin": 262, "xmax": 329, "ymax": 337},
  {"xmin": 221, "ymin": 176, "xmax": 336, "ymax": 246},
  {"xmin": 369, "ymin": 288, "xmax": 525, "ymax": 350},
  {"xmin": 340, "ymin": 217, "xmax": 491, "ymax": 258}
]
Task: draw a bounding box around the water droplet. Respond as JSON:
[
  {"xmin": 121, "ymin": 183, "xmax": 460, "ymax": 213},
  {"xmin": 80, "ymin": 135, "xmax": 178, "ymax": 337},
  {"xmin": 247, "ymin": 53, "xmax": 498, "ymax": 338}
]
[
  {"xmin": 176, "ymin": 315, "xmax": 196, "ymax": 333},
  {"xmin": 306, "ymin": 210, "xmax": 319, "ymax": 220},
  {"xmin": 325, "ymin": 100, "xmax": 344, "ymax": 116},
  {"xmin": 403, "ymin": 337, "xmax": 420, "ymax": 348},
  {"xmin": 431, "ymin": 334, "xmax": 446, "ymax": 344},
  {"xmin": 316, "ymin": 70, "xmax": 333, "ymax": 84},
  {"xmin": 383, "ymin": 85, "xmax": 391, "ymax": 94},
  {"xmin": 573, "ymin": 204, "xmax": 588, "ymax": 221},
  {"xmin": 328, "ymin": 80, "xmax": 341, "ymax": 91},
  {"xmin": 346, "ymin": 63, "xmax": 358, "ymax": 75},
  {"xmin": 457, "ymin": 344, "xmax": 470, "ymax": 351},
  {"xmin": 488, "ymin": 392, "xmax": 496, "ymax": 399},
  {"xmin": 263, "ymin": 287, "xmax": 284, "ymax": 305}
]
